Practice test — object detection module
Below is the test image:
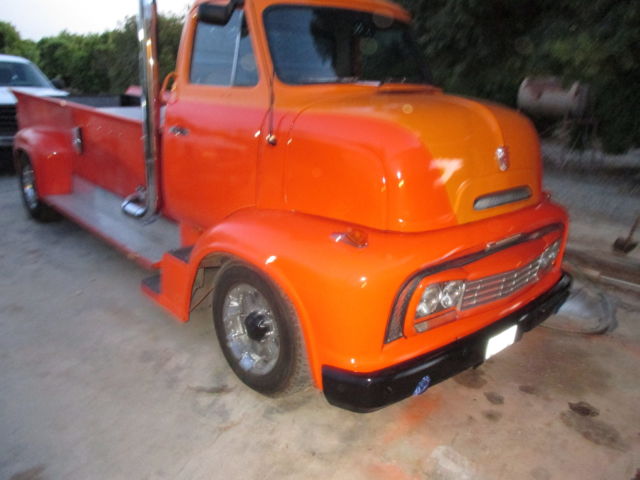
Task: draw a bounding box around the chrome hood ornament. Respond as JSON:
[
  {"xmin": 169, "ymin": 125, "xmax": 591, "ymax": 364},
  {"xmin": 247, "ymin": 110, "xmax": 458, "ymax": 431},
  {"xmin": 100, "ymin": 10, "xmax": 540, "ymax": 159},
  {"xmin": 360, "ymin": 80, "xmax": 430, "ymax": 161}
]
[{"xmin": 495, "ymin": 146, "xmax": 510, "ymax": 171}]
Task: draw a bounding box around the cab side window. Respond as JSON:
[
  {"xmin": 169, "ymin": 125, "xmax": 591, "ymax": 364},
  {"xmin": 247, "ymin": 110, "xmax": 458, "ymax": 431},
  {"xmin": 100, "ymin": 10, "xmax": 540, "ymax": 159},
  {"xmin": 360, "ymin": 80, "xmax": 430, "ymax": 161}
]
[{"xmin": 190, "ymin": 10, "xmax": 259, "ymax": 87}]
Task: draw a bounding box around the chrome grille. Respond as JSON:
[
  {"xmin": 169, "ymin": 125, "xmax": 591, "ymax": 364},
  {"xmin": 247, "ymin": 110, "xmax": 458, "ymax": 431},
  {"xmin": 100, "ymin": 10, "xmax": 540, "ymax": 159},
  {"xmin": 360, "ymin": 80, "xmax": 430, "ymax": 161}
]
[
  {"xmin": 0, "ymin": 106, "xmax": 18, "ymax": 134},
  {"xmin": 461, "ymin": 256, "xmax": 542, "ymax": 310}
]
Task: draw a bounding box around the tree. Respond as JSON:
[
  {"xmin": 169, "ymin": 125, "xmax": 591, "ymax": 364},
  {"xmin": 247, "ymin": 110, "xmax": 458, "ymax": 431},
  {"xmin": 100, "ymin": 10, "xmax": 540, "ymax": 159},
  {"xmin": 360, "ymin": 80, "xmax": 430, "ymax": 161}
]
[
  {"xmin": 105, "ymin": 14, "xmax": 182, "ymax": 94},
  {"xmin": 398, "ymin": 0, "xmax": 640, "ymax": 152},
  {"xmin": 0, "ymin": 21, "xmax": 40, "ymax": 62},
  {"xmin": 35, "ymin": 13, "xmax": 183, "ymax": 95}
]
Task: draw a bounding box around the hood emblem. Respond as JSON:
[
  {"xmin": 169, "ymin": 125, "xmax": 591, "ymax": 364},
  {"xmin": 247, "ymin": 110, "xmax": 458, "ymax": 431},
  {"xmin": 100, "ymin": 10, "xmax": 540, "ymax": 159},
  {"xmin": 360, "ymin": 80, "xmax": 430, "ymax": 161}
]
[{"xmin": 495, "ymin": 146, "xmax": 510, "ymax": 171}]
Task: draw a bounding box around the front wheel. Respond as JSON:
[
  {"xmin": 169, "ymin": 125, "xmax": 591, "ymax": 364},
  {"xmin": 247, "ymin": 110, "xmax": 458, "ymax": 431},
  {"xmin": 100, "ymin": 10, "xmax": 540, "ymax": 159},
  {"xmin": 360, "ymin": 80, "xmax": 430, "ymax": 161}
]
[
  {"xmin": 17, "ymin": 153, "xmax": 60, "ymax": 222},
  {"xmin": 213, "ymin": 264, "xmax": 310, "ymax": 396}
]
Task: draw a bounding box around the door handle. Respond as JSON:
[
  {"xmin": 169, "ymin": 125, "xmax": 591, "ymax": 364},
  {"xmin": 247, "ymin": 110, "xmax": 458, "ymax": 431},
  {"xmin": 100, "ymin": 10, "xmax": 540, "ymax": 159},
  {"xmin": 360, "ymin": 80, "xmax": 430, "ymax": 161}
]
[{"xmin": 168, "ymin": 125, "xmax": 189, "ymax": 137}]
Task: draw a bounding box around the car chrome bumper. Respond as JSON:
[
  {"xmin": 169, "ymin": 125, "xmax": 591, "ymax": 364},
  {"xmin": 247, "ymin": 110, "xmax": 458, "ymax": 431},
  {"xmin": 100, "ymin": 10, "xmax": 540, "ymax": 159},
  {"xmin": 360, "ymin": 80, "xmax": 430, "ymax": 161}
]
[
  {"xmin": 322, "ymin": 273, "xmax": 572, "ymax": 413},
  {"xmin": 0, "ymin": 135, "xmax": 14, "ymax": 147}
]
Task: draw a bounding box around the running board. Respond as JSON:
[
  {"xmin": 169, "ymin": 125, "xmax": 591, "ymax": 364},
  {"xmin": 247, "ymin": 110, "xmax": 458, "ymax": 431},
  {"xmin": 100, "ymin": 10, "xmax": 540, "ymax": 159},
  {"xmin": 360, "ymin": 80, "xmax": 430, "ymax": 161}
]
[{"xmin": 45, "ymin": 176, "xmax": 180, "ymax": 268}]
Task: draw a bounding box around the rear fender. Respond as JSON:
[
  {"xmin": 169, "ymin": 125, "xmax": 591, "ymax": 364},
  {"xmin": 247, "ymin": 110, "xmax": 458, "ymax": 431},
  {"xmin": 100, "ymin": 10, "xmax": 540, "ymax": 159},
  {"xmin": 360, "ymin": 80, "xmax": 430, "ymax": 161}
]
[{"xmin": 14, "ymin": 127, "xmax": 74, "ymax": 196}]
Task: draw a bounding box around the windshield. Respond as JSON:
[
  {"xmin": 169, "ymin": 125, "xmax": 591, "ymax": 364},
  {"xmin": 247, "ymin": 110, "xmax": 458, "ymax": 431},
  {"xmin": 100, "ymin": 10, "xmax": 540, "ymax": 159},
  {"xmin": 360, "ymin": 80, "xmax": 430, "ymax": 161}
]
[
  {"xmin": 0, "ymin": 61, "xmax": 53, "ymax": 88},
  {"xmin": 264, "ymin": 6, "xmax": 431, "ymax": 86}
]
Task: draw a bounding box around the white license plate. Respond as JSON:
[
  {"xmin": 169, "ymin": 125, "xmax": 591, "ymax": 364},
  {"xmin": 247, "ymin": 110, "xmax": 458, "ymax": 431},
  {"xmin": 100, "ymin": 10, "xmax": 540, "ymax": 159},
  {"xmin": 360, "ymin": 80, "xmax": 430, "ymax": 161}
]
[{"xmin": 485, "ymin": 325, "xmax": 518, "ymax": 360}]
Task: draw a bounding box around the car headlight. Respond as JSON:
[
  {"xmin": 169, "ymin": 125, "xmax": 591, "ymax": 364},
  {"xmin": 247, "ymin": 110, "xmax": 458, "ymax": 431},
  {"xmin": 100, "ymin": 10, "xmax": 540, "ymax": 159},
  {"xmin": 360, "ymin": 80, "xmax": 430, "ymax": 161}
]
[
  {"xmin": 415, "ymin": 280, "xmax": 465, "ymax": 319},
  {"xmin": 441, "ymin": 281, "xmax": 465, "ymax": 308},
  {"xmin": 415, "ymin": 284, "xmax": 441, "ymax": 318}
]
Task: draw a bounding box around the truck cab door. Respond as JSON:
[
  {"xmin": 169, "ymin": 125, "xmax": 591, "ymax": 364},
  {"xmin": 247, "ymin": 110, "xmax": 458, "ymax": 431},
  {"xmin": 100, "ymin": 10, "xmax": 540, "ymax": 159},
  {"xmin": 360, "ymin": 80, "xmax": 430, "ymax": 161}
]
[{"xmin": 162, "ymin": 8, "xmax": 268, "ymax": 230}]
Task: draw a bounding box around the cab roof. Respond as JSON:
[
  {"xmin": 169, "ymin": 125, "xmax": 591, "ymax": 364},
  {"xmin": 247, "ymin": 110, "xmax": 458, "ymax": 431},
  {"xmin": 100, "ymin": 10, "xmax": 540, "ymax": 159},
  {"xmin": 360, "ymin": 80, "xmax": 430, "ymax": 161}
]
[{"xmin": 191, "ymin": 0, "xmax": 410, "ymax": 21}]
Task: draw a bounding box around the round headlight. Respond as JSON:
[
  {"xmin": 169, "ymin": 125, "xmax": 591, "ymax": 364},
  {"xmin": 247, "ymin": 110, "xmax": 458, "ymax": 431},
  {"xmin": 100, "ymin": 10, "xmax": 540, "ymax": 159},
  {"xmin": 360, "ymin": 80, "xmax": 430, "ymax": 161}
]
[
  {"xmin": 416, "ymin": 284, "xmax": 441, "ymax": 318},
  {"xmin": 440, "ymin": 281, "xmax": 465, "ymax": 309}
]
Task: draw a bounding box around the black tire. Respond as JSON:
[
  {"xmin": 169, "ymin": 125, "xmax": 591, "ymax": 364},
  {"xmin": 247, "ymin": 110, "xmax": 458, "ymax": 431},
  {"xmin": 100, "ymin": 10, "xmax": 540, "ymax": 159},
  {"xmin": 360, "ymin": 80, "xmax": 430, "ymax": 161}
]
[
  {"xmin": 17, "ymin": 153, "xmax": 61, "ymax": 222},
  {"xmin": 213, "ymin": 263, "xmax": 310, "ymax": 396}
]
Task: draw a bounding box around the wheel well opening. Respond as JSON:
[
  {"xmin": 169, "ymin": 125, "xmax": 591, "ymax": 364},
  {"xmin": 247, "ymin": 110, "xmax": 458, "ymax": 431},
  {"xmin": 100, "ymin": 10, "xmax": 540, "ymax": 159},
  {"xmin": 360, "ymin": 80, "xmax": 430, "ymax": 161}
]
[
  {"xmin": 13, "ymin": 148, "xmax": 27, "ymax": 170},
  {"xmin": 189, "ymin": 253, "xmax": 231, "ymax": 313}
]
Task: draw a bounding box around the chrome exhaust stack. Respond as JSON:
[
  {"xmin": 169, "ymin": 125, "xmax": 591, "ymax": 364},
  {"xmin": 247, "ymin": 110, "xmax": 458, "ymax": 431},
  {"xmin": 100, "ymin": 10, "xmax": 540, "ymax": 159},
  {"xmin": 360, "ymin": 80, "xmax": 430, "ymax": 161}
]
[{"xmin": 122, "ymin": 0, "xmax": 160, "ymax": 220}]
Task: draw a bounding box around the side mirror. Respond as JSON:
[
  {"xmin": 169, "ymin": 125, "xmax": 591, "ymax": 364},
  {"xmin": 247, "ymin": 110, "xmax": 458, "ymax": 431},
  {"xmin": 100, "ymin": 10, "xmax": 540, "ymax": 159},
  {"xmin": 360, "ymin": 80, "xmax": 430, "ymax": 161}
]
[
  {"xmin": 51, "ymin": 77, "xmax": 66, "ymax": 90},
  {"xmin": 198, "ymin": 0, "xmax": 242, "ymax": 26}
]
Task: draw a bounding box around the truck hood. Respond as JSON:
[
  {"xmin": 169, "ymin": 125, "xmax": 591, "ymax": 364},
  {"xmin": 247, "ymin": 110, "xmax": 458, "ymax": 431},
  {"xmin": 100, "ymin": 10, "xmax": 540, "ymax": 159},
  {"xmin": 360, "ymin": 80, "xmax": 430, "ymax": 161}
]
[
  {"xmin": 284, "ymin": 88, "xmax": 542, "ymax": 232},
  {"xmin": 1, "ymin": 86, "xmax": 68, "ymax": 105}
]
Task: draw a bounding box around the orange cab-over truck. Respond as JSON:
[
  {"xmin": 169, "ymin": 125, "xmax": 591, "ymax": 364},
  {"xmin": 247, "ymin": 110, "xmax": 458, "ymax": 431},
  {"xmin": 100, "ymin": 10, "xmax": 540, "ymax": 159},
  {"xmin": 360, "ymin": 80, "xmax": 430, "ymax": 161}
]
[{"xmin": 13, "ymin": 0, "xmax": 571, "ymax": 412}]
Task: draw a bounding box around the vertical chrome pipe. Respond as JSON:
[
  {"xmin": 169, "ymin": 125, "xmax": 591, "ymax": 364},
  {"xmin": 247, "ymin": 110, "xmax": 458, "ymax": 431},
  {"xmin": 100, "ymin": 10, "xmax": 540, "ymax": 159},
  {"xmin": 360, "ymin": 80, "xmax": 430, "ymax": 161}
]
[{"xmin": 122, "ymin": 0, "xmax": 160, "ymax": 219}]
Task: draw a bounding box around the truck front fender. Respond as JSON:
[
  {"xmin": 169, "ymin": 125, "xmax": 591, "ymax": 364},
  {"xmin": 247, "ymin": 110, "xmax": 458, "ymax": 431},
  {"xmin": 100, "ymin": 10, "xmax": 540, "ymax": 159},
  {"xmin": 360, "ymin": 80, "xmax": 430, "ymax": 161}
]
[
  {"xmin": 184, "ymin": 202, "xmax": 568, "ymax": 389},
  {"xmin": 186, "ymin": 209, "xmax": 405, "ymax": 388}
]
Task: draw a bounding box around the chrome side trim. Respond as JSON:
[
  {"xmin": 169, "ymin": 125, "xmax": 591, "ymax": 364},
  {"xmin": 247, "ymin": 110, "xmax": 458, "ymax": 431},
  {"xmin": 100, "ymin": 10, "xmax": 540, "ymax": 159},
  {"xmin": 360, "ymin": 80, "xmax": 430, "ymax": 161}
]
[{"xmin": 474, "ymin": 186, "xmax": 532, "ymax": 211}]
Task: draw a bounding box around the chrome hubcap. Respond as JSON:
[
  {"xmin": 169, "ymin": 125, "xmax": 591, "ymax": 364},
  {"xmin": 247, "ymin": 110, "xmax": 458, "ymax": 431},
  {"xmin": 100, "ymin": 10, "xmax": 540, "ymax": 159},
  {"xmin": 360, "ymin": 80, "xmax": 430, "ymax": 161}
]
[
  {"xmin": 21, "ymin": 164, "xmax": 38, "ymax": 210},
  {"xmin": 222, "ymin": 284, "xmax": 280, "ymax": 375}
]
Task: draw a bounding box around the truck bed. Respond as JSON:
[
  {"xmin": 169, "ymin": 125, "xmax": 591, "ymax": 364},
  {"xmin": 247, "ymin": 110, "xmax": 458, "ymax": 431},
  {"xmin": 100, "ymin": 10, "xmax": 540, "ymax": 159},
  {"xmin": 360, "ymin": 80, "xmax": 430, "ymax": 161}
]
[
  {"xmin": 16, "ymin": 92, "xmax": 149, "ymax": 197},
  {"xmin": 65, "ymin": 94, "xmax": 146, "ymax": 122},
  {"xmin": 96, "ymin": 107, "xmax": 144, "ymax": 121},
  {"xmin": 15, "ymin": 91, "xmax": 177, "ymax": 268}
]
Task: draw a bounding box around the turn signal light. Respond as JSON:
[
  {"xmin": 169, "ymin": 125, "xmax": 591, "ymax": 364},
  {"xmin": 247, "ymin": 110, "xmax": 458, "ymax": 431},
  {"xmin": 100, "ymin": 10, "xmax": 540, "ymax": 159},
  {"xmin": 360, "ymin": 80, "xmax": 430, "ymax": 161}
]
[{"xmin": 331, "ymin": 228, "xmax": 369, "ymax": 248}]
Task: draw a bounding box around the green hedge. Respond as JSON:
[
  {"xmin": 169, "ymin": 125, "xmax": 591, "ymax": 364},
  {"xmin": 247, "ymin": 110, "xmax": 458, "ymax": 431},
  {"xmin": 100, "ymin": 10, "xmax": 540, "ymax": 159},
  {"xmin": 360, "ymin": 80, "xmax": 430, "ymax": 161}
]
[
  {"xmin": 0, "ymin": 15, "xmax": 182, "ymax": 97},
  {"xmin": 2, "ymin": 1, "xmax": 639, "ymax": 153},
  {"xmin": 398, "ymin": 0, "xmax": 639, "ymax": 153}
]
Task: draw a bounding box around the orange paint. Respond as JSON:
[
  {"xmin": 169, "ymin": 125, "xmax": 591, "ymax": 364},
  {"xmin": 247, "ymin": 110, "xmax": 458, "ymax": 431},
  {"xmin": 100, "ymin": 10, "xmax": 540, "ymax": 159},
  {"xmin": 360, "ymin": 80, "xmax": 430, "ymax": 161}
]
[{"xmin": 14, "ymin": 0, "xmax": 569, "ymax": 402}]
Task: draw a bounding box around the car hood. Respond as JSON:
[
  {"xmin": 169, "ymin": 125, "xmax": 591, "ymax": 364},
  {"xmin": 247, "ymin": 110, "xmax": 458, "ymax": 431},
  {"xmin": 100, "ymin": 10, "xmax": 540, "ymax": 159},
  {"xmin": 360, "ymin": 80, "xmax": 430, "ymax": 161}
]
[
  {"xmin": 284, "ymin": 87, "xmax": 542, "ymax": 232},
  {"xmin": 1, "ymin": 86, "xmax": 68, "ymax": 106}
]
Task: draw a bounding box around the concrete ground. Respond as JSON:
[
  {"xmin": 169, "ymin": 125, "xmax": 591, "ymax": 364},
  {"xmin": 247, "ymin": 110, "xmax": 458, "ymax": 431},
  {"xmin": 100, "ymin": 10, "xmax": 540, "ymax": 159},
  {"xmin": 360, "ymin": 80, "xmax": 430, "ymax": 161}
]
[{"xmin": 0, "ymin": 172, "xmax": 638, "ymax": 480}]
